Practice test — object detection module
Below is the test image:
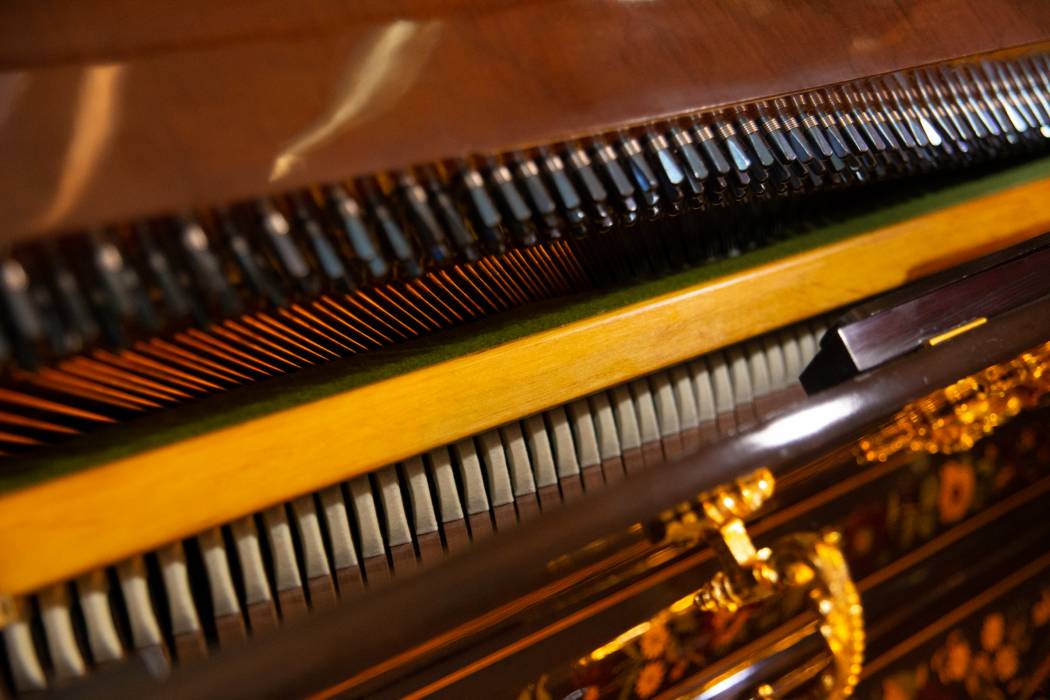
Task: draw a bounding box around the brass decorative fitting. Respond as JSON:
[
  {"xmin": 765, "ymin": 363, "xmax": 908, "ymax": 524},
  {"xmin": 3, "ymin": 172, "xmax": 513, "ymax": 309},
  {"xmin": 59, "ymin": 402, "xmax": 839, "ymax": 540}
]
[
  {"xmin": 859, "ymin": 340, "xmax": 1050, "ymax": 463},
  {"xmin": 665, "ymin": 468, "xmax": 864, "ymax": 699}
]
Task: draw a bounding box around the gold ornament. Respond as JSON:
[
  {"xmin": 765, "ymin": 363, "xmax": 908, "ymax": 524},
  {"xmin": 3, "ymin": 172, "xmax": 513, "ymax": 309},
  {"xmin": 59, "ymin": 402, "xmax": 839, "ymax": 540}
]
[
  {"xmin": 858, "ymin": 341, "xmax": 1050, "ymax": 464},
  {"xmin": 658, "ymin": 469, "xmax": 864, "ymax": 699}
]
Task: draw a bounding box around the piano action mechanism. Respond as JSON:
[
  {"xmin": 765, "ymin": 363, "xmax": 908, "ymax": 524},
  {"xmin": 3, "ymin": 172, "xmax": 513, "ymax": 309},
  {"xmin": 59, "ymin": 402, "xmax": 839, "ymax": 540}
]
[{"xmin": 0, "ymin": 1, "xmax": 1048, "ymax": 697}]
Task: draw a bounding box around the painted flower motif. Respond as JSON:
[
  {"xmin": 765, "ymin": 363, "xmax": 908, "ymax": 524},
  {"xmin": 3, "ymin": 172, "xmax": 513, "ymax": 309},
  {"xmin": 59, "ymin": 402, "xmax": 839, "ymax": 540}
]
[
  {"xmin": 931, "ymin": 647, "xmax": 945, "ymax": 677},
  {"xmin": 914, "ymin": 663, "xmax": 928, "ymax": 690},
  {"xmin": 993, "ymin": 463, "xmax": 1015, "ymax": 490},
  {"xmin": 974, "ymin": 651, "xmax": 993, "ymax": 680},
  {"xmin": 965, "ymin": 669, "xmax": 981, "ymax": 698},
  {"xmin": 919, "ymin": 474, "xmax": 939, "ymax": 511},
  {"xmin": 1018, "ymin": 426, "xmax": 1038, "ymax": 452},
  {"xmin": 994, "ymin": 645, "xmax": 1019, "ymax": 681},
  {"xmin": 898, "ymin": 505, "xmax": 918, "ymax": 550},
  {"xmin": 1010, "ymin": 619, "xmax": 1026, "ymax": 645},
  {"xmin": 639, "ymin": 622, "xmax": 670, "ymax": 660},
  {"xmin": 851, "ymin": 526, "xmax": 874, "ymax": 556},
  {"xmin": 581, "ymin": 686, "xmax": 599, "ymax": 700},
  {"xmin": 634, "ymin": 662, "xmax": 665, "ymax": 699},
  {"xmin": 982, "ymin": 613, "xmax": 1005, "ymax": 651},
  {"xmin": 982, "ymin": 442, "xmax": 1001, "ymax": 462},
  {"xmin": 937, "ymin": 461, "xmax": 976, "ymax": 523},
  {"xmin": 881, "ymin": 677, "xmax": 908, "ymax": 700},
  {"xmin": 669, "ymin": 659, "xmax": 689, "ymax": 682},
  {"xmin": 1033, "ymin": 589, "xmax": 1050, "ymax": 627},
  {"xmin": 944, "ymin": 631, "xmax": 971, "ymax": 682}
]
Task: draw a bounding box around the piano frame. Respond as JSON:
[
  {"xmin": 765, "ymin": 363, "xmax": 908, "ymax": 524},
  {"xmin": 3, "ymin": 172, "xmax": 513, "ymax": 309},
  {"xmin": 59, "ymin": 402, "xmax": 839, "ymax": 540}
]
[{"xmin": 0, "ymin": 166, "xmax": 1048, "ymax": 597}]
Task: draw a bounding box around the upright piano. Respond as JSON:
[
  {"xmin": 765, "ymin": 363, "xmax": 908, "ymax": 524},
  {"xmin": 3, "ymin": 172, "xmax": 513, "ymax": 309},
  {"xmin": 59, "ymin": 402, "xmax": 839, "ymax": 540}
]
[{"xmin": 0, "ymin": 1, "xmax": 1049, "ymax": 697}]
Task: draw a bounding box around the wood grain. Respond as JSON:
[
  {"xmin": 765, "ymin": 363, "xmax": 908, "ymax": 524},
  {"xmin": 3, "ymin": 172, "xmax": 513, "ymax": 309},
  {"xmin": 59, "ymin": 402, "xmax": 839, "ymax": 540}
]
[
  {"xmin": 1, "ymin": 0, "xmax": 1049, "ymax": 242},
  {"xmin": 0, "ymin": 177, "xmax": 1047, "ymax": 595}
]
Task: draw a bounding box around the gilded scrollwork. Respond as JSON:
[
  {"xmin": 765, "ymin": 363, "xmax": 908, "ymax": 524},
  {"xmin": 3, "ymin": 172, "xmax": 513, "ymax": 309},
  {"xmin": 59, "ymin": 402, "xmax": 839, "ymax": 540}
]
[
  {"xmin": 858, "ymin": 341, "xmax": 1050, "ymax": 464},
  {"xmin": 659, "ymin": 468, "xmax": 865, "ymax": 699}
]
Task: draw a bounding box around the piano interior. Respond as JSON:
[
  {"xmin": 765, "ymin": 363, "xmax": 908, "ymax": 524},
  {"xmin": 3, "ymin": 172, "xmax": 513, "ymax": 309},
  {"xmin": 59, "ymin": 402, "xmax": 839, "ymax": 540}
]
[{"xmin": 0, "ymin": 1, "xmax": 1049, "ymax": 698}]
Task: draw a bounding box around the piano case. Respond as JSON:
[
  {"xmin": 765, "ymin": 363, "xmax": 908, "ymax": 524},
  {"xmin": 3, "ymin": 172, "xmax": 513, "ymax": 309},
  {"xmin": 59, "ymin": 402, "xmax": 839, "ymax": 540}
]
[{"xmin": 60, "ymin": 241, "xmax": 1050, "ymax": 699}]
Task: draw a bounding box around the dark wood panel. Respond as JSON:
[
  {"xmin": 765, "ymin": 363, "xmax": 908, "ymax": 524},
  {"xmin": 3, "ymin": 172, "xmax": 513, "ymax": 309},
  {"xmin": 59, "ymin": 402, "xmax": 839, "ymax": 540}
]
[
  {"xmin": 801, "ymin": 236, "xmax": 1050, "ymax": 392},
  {"xmin": 1, "ymin": 0, "xmax": 1049, "ymax": 242}
]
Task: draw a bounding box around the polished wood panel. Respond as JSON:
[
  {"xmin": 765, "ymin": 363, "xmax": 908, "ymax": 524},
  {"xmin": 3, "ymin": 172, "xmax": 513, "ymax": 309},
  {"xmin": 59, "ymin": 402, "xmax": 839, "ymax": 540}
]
[
  {"xmin": 1, "ymin": 0, "xmax": 1049, "ymax": 241},
  {"xmin": 0, "ymin": 175, "xmax": 1047, "ymax": 596},
  {"xmin": 801, "ymin": 239, "xmax": 1050, "ymax": 391}
]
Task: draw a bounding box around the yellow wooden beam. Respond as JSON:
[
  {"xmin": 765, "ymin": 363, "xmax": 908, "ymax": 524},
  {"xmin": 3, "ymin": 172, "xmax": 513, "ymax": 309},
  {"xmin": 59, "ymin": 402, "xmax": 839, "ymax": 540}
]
[{"xmin": 1, "ymin": 178, "xmax": 1048, "ymax": 595}]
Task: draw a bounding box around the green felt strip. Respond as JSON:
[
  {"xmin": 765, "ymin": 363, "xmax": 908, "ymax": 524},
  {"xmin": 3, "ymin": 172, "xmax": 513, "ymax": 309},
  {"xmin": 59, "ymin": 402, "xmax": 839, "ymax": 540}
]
[{"xmin": 3, "ymin": 155, "xmax": 1050, "ymax": 492}]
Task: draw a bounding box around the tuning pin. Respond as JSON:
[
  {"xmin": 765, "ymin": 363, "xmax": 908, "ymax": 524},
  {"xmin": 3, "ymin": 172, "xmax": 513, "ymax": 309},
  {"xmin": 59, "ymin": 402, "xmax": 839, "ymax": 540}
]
[
  {"xmin": 1034, "ymin": 54, "xmax": 1050, "ymax": 87},
  {"xmin": 417, "ymin": 166, "xmax": 479, "ymax": 262},
  {"xmin": 972, "ymin": 62, "xmax": 1026, "ymax": 135},
  {"xmin": 132, "ymin": 223, "xmax": 196, "ymax": 332},
  {"xmin": 987, "ymin": 61, "xmax": 1038, "ymax": 132},
  {"xmin": 790, "ymin": 94, "xmax": 838, "ymax": 160},
  {"xmin": 88, "ymin": 234, "xmax": 134, "ymax": 320},
  {"xmin": 358, "ymin": 178, "xmax": 421, "ymax": 279},
  {"xmin": 396, "ymin": 171, "xmax": 453, "ymax": 266},
  {"xmin": 642, "ymin": 128, "xmax": 687, "ymax": 210},
  {"xmin": 1009, "ymin": 59, "xmax": 1050, "ymax": 127},
  {"xmin": 921, "ymin": 68, "xmax": 975, "ymax": 146},
  {"xmin": 907, "ymin": 79, "xmax": 951, "ymax": 152},
  {"xmin": 614, "ymin": 132, "xmax": 661, "ymax": 217},
  {"xmin": 733, "ymin": 106, "xmax": 777, "ymax": 168},
  {"xmin": 819, "ymin": 100, "xmax": 861, "ymax": 157},
  {"xmin": 608, "ymin": 134, "xmax": 670, "ymax": 269},
  {"xmin": 19, "ymin": 252, "xmax": 77, "ymax": 359},
  {"xmin": 217, "ymin": 209, "xmax": 286, "ymax": 308},
  {"xmin": 326, "ymin": 184, "xmax": 389, "ymax": 282},
  {"xmin": 712, "ymin": 119, "xmax": 755, "ymax": 188},
  {"xmin": 764, "ymin": 100, "xmax": 827, "ymax": 184},
  {"xmin": 0, "ymin": 254, "xmax": 47, "ymax": 367},
  {"xmin": 536, "ymin": 146, "xmax": 589, "ymax": 235},
  {"xmin": 43, "ymin": 242, "xmax": 102, "ymax": 351},
  {"xmin": 856, "ymin": 86, "xmax": 906, "ymax": 160},
  {"xmin": 482, "ymin": 157, "xmax": 538, "ymax": 246},
  {"xmin": 452, "ymin": 160, "xmax": 508, "ymax": 254},
  {"xmin": 944, "ymin": 66, "xmax": 1001, "ymax": 140},
  {"xmin": 256, "ymin": 199, "xmax": 318, "ymax": 297},
  {"xmin": 879, "ymin": 79, "xmax": 931, "ymax": 150},
  {"xmin": 690, "ymin": 118, "xmax": 736, "ymax": 179},
  {"xmin": 666, "ymin": 124, "xmax": 709, "ymax": 202},
  {"xmin": 561, "ymin": 143, "xmax": 616, "ymax": 231},
  {"xmin": 754, "ymin": 105, "xmax": 801, "ymax": 173},
  {"xmin": 1020, "ymin": 57, "xmax": 1050, "ymax": 126},
  {"xmin": 85, "ymin": 230, "xmax": 159, "ymax": 344},
  {"xmin": 289, "ymin": 193, "xmax": 351, "ymax": 290},
  {"xmin": 806, "ymin": 93, "xmax": 863, "ymax": 179},
  {"xmin": 830, "ymin": 88, "xmax": 881, "ymax": 154},
  {"xmin": 771, "ymin": 97, "xmax": 817, "ymax": 163},
  {"xmin": 510, "ymin": 153, "xmax": 563, "ymax": 239},
  {"xmin": 588, "ymin": 137, "xmax": 640, "ymax": 225},
  {"xmin": 937, "ymin": 67, "xmax": 992, "ymax": 142},
  {"xmin": 864, "ymin": 84, "xmax": 917, "ymax": 154},
  {"xmin": 177, "ymin": 216, "xmax": 241, "ymax": 320},
  {"xmin": 910, "ymin": 71, "xmax": 967, "ymax": 152}
]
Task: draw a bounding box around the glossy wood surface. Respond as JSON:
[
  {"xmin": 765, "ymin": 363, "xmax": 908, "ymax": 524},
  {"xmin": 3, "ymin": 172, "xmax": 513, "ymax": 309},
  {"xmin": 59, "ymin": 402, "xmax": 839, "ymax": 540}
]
[
  {"xmin": 2, "ymin": 0, "xmax": 1050, "ymax": 242},
  {"xmin": 801, "ymin": 237, "xmax": 1050, "ymax": 391},
  {"xmin": 0, "ymin": 175, "xmax": 1046, "ymax": 596}
]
